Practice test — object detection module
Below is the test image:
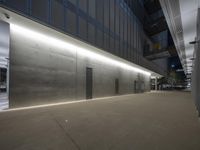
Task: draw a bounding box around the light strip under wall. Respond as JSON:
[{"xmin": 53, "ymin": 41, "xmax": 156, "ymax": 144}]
[
  {"xmin": 1, "ymin": 93, "xmax": 136, "ymax": 112},
  {"xmin": 10, "ymin": 24, "xmax": 151, "ymax": 76}
]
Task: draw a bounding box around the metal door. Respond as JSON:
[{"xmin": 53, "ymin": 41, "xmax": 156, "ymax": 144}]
[
  {"xmin": 86, "ymin": 67, "xmax": 93, "ymax": 99},
  {"xmin": 134, "ymin": 80, "xmax": 137, "ymax": 93},
  {"xmin": 115, "ymin": 78, "xmax": 119, "ymax": 94}
]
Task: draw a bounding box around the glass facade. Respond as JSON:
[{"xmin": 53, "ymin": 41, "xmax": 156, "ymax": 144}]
[
  {"xmin": 0, "ymin": 0, "xmax": 145, "ymax": 63},
  {"xmin": 0, "ymin": 0, "xmax": 166, "ymax": 75}
]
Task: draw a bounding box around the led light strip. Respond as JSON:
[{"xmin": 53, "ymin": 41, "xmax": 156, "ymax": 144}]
[
  {"xmin": 1, "ymin": 93, "xmax": 136, "ymax": 112},
  {"xmin": 10, "ymin": 24, "xmax": 151, "ymax": 76}
]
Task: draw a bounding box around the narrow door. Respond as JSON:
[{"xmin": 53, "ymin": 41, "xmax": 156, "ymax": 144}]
[
  {"xmin": 134, "ymin": 80, "xmax": 137, "ymax": 93},
  {"xmin": 115, "ymin": 78, "xmax": 119, "ymax": 94},
  {"xmin": 86, "ymin": 67, "xmax": 93, "ymax": 99},
  {"xmin": 141, "ymin": 81, "xmax": 145, "ymax": 92}
]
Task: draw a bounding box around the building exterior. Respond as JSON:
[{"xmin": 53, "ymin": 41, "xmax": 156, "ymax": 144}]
[{"xmin": 0, "ymin": 0, "xmax": 163, "ymax": 108}]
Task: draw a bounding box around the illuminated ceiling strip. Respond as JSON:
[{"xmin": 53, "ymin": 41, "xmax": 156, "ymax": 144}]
[{"xmin": 10, "ymin": 24, "xmax": 151, "ymax": 76}]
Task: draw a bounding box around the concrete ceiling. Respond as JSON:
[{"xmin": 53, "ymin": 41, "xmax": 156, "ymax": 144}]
[
  {"xmin": 180, "ymin": 0, "xmax": 198, "ymax": 73},
  {"xmin": 159, "ymin": 0, "xmax": 200, "ymax": 76}
]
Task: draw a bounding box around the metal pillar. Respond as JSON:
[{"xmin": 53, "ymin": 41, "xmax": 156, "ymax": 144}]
[{"xmin": 155, "ymin": 77, "xmax": 158, "ymax": 91}]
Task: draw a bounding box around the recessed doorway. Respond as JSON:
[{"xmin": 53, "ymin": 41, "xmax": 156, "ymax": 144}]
[
  {"xmin": 86, "ymin": 67, "xmax": 93, "ymax": 99},
  {"xmin": 0, "ymin": 20, "xmax": 10, "ymax": 110},
  {"xmin": 115, "ymin": 78, "xmax": 119, "ymax": 94}
]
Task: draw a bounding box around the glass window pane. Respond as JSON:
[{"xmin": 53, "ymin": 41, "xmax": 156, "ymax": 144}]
[
  {"xmin": 52, "ymin": 0, "xmax": 65, "ymax": 29},
  {"xmin": 79, "ymin": 17, "xmax": 87, "ymax": 40},
  {"xmin": 88, "ymin": 0, "xmax": 95, "ymax": 18},
  {"xmin": 79, "ymin": 0, "xmax": 87, "ymax": 13},
  {"xmin": 88, "ymin": 23, "xmax": 95, "ymax": 44},
  {"xmin": 4, "ymin": 0, "xmax": 28, "ymax": 13},
  {"xmin": 32, "ymin": 0, "xmax": 49, "ymax": 22},
  {"xmin": 66, "ymin": 10, "xmax": 77, "ymax": 35}
]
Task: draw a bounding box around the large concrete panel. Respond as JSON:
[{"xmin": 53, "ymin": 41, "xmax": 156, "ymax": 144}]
[{"xmin": 9, "ymin": 29, "xmax": 77, "ymax": 107}]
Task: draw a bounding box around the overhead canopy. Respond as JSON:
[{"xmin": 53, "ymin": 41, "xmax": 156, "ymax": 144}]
[{"xmin": 159, "ymin": 0, "xmax": 200, "ymax": 77}]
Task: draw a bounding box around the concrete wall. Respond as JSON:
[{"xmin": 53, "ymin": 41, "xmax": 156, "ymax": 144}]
[
  {"xmin": 192, "ymin": 9, "xmax": 200, "ymax": 117},
  {"xmin": 9, "ymin": 31, "xmax": 150, "ymax": 107},
  {"xmin": 9, "ymin": 30, "xmax": 77, "ymax": 107},
  {"xmin": 192, "ymin": 40, "xmax": 200, "ymax": 116},
  {"xmin": 0, "ymin": 10, "xmax": 151, "ymax": 108}
]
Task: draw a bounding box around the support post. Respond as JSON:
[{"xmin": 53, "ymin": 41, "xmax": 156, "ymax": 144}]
[{"xmin": 155, "ymin": 78, "xmax": 158, "ymax": 91}]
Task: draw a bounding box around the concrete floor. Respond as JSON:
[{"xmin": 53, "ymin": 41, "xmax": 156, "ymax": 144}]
[{"xmin": 0, "ymin": 91, "xmax": 200, "ymax": 150}]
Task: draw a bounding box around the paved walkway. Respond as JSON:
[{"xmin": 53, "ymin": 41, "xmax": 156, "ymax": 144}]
[{"xmin": 0, "ymin": 91, "xmax": 200, "ymax": 150}]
